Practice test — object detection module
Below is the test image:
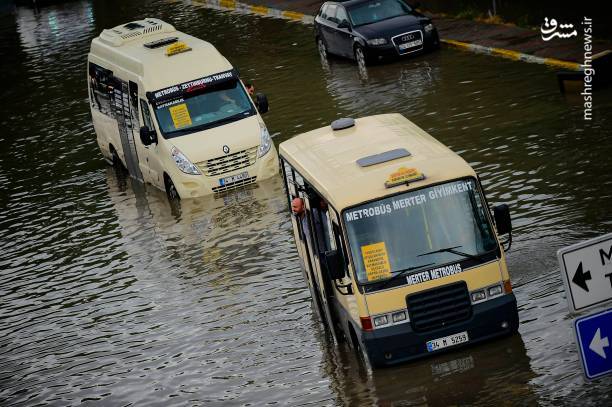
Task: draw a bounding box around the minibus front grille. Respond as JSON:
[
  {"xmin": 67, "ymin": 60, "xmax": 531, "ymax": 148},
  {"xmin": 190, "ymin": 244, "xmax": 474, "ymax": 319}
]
[
  {"xmin": 212, "ymin": 176, "xmax": 257, "ymax": 194},
  {"xmin": 197, "ymin": 146, "xmax": 258, "ymax": 176},
  {"xmin": 406, "ymin": 281, "xmax": 472, "ymax": 332}
]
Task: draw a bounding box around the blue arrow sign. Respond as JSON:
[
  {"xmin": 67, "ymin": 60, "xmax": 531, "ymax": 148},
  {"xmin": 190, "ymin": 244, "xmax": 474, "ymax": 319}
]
[{"xmin": 575, "ymin": 308, "xmax": 612, "ymax": 380}]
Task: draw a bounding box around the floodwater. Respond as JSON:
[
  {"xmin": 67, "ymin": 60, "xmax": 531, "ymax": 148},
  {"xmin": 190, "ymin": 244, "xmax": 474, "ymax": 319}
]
[{"xmin": 1, "ymin": 0, "xmax": 612, "ymax": 405}]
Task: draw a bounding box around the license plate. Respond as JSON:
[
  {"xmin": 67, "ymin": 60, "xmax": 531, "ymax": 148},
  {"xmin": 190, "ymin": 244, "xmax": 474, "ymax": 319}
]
[
  {"xmin": 219, "ymin": 171, "xmax": 249, "ymax": 186},
  {"xmin": 399, "ymin": 39, "xmax": 423, "ymax": 50},
  {"xmin": 426, "ymin": 331, "xmax": 469, "ymax": 352}
]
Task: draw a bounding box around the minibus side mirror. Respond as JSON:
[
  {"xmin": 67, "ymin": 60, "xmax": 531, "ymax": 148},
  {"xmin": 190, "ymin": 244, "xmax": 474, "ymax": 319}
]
[
  {"xmin": 256, "ymin": 93, "xmax": 269, "ymax": 114},
  {"xmin": 139, "ymin": 126, "xmax": 157, "ymax": 146},
  {"xmin": 493, "ymin": 204, "xmax": 512, "ymax": 235},
  {"xmin": 323, "ymin": 250, "xmax": 345, "ymax": 280}
]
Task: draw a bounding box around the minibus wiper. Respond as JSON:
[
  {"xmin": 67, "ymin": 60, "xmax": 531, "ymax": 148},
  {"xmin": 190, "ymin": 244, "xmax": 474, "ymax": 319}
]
[
  {"xmin": 417, "ymin": 245, "xmax": 491, "ymax": 261},
  {"xmin": 374, "ymin": 262, "xmax": 436, "ymax": 289}
]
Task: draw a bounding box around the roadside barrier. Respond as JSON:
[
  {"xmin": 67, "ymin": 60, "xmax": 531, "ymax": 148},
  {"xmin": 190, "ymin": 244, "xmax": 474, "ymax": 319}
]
[{"xmin": 185, "ymin": 0, "xmax": 582, "ymax": 71}]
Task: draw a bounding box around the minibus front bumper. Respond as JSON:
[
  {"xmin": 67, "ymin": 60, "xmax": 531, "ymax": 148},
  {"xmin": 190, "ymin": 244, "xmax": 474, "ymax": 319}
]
[
  {"xmin": 172, "ymin": 146, "xmax": 279, "ymax": 198},
  {"xmin": 362, "ymin": 293, "xmax": 519, "ymax": 367}
]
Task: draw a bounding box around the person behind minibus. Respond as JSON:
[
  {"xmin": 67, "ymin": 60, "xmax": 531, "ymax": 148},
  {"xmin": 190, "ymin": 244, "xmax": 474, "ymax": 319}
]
[
  {"xmin": 291, "ymin": 197, "xmax": 311, "ymax": 243},
  {"xmin": 245, "ymin": 82, "xmax": 255, "ymax": 97}
]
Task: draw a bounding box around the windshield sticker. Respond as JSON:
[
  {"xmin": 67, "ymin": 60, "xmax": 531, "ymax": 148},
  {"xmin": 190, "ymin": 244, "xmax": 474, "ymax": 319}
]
[
  {"xmin": 428, "ymin": 181, "xmax": 474, "ymax": 199},
  {"xmin": 406, "ymin": 263, "xmax": 463, "ymax": 286},
  {"xmin": 157, "ymin": 98, "xmax": 185, "ymax": 109},
  {"xmin": 361, "ymin": 242, "xmax": 392, "ymax": 282},
  {"xmin": 150, "ymin": 69, "xmax": 238, "ymax": 102},
  {"xmin": 345, "ymin": 181, "xmax": 475, "ymax": 223},
  {"xmin": 169, "ymin": 103, "xmax": 192, "ymax": 129}
]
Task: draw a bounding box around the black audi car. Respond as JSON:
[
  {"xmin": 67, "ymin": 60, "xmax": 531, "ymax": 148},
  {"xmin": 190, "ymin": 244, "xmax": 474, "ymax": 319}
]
[{"xmin": 314, "ymin": 0, "xmax": 439, "ymax": 65}]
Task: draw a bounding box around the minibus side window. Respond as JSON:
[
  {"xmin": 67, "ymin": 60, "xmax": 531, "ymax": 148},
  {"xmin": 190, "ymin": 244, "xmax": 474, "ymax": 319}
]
[
  {"xmin": 281, "ymin": 159, "xmax": 309, "ymax": 242},
  {"xmin": 129, "ymin": 82, "xmax": 140, "ymax": 130},
  {"xmin": 140, "ymin": 99, "xmax": 154, "ymax": 130},
  {"xmin": 88, "ymin": 62, "xmax": 113, "ymax": 116},
  {"xmin": 281, "ymin": 159, "xmax": 297, "ymax": 208},
  {"xmin": 331, "ymin": 220, "xmax": 349, "ymax": 274},
  {"xmin": 310, "ymin": 197, "xmax": 333, "ymax": 254}
]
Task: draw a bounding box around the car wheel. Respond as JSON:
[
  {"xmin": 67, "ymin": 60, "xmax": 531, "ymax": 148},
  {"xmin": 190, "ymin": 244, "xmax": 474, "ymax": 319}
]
[
  {"xmin": 165, "ymin": 176, "xmax": 180, "ymax": 201},
  {"xmin": 354, "ymin": 45, "xmax": 367, "ymax": 67},
  {"xmin": 317, "ymin": 37, "xmax": 328, "ymax": 59}
]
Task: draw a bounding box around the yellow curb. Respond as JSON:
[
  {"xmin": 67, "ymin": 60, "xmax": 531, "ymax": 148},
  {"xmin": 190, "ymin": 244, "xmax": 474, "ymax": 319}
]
[
  {"xmin": 219, "ymin": 0, "xmax": 236, "ymax": 9},
  {"xmin": 441, "ymin": 39, "xmax": 471, "ymax": 50},
  {"xmin": 281, "ymin": 10, "xmax": 305, "ymax": 21},
  {"xmin": 491, "ymin": 47, "xmax": 521, "ymax": 60},
  {"xmin": 544, "ymin": 58, "xmax": 582, "ymax": 71},
  {"xmin": 250, "ymin": 4, "xmax": 269, "ymax": 15}
]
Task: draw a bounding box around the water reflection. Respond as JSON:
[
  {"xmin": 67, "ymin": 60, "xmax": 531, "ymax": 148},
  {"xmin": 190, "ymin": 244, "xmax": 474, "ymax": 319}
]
[
  {"xmin": 320, "ymin": 335, "xmax": 537, "ymax": 406},
  {"xmin": 318, "ymin": 51, "xmax": 440, "ymax": 113}
]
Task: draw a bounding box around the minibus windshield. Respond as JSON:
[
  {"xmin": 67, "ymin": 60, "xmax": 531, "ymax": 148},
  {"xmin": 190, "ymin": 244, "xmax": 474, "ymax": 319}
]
[
  {"xmin": 343, "ymin": 178, "xmax": 497, "ymax": 284},
  {"xmin": 153, "ymin": 80, "xmax": 255, "ymax": 137}
]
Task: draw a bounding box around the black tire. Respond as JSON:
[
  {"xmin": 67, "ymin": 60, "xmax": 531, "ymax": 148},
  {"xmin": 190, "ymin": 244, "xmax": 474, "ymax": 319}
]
[
  {"xmin": 110, "ymin": 146, "xmax": 126, "ymax": 171},
  {"xmin": 165, "ymin": 175, "xmax": 180, "ymax": 201},
  {"xmin": 317, "ymin": 37, "xmax": 328, "ymax": 59},
  {"xmin": 354, "ymin": 44, "xmax": 367, "ymax": 67},
  {"xmin": 349, "ymin": 325, "xmax": 372, "ymax": 369}
]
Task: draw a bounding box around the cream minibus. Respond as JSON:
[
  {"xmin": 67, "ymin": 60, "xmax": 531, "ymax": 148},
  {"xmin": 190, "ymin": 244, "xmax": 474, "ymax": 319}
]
[
  {"xmin": 88, "ymin": 19, "xmax": 279, "ymax": 199},
  {"xmin": 279, "ymin": 114, "xmax": 519, "ymax": 367}
]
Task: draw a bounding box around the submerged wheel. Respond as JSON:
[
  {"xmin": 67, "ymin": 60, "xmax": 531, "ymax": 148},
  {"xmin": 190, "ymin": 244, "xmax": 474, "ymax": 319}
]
[
  {"xmin": 165, "ymin": 175, "xmax": 180, "ymax": 201},
  {"xmin": 354, "ymin": 45, "xmax": 367, "ymax": 68},
  {"xmin": 110, "ymin": 146, "xmax": 126, "ymax": 171},
  {"xmin": 350, "ymin": 325, "xmax": 372, "ymax": 369},
  {"xmin": 317, "ymin": 37, "xmax": 328, "ymax": 59}
]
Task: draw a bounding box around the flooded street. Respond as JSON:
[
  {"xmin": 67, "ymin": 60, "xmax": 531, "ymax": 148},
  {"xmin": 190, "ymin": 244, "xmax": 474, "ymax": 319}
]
[{"xmin": 1, "ymin": 0, "xmax": 612, "ymax": 405}]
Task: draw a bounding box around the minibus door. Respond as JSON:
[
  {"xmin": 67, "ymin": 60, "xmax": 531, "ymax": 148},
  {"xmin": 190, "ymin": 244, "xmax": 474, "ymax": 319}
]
[
  {"xmin": 110, "ymin": 76, "xmax": 143, "ymax": 181},
  {"xmin": 137, "ymin": 98, "xmax": 163, "ymax": 189},
  {"xmin": 303, "ymin": 195, "xmax": 338, "ymax": 343}
]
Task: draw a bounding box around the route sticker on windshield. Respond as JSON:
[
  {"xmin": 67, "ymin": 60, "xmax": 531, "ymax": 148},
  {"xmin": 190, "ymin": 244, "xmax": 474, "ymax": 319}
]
[
  {"xmin": 361, "ymin": 242, "xmax": 392, "ymax": 282},
  {"xmin": 169, "ymin": 103, "xmax": 192, "ymax": 129}
]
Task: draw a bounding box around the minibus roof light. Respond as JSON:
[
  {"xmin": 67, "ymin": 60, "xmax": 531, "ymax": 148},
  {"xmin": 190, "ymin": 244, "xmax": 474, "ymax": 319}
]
[
  {"xmin": 357, "ymin": 148, "xmax": 411, "ymax": 168},
  {"xmin": 331, "ymin": 117, "xmax": 355, "ymax": 131}
]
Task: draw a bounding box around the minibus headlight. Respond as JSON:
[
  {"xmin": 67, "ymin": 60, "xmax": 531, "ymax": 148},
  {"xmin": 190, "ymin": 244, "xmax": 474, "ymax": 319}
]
[
  {"xmin": 171, "ymin": 146, "xmax": 200, "ymax": 175},
  {"xmin": 258, "ymin": 125, "xmax": 272, "ymax": 158},
  {"xmin": 373, "ymin": 315, "xmax": 389, "ymax": 327},
  {"xmin": 488, "ymin": 285, "xmax": 503, "ymax": 297},
  {"xmin": 392, "ymin": 311, "xmax": 407, "ymax": 323},
  {"xmin": 471, "ymin": 290, "xmax": 486, "ymax": 302}
]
